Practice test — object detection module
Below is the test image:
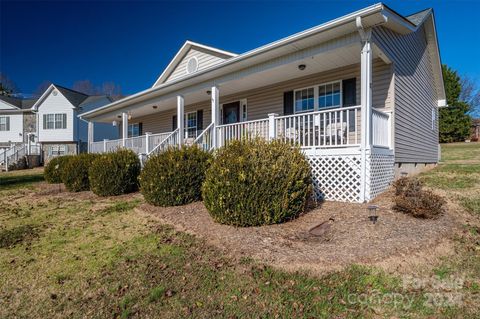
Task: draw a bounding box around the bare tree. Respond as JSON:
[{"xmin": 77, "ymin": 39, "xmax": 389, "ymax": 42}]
[
  {"xmin": 101, "ymin": 81, "xmax": 123, "ymax": 100},
  {"xmin": 460, "ymin": 76, "xmax": 480, "ymax": 117},
  {"xmin": 0, "ymin": 73, "xmax": 18, "ymax": 96},
  {"xmin": 72, "ymin": 80, "xmax": 97, "ymax": 95},
  {"xmin": 34, "ymin": 80, "xmax": 53, "ymax": 96}
]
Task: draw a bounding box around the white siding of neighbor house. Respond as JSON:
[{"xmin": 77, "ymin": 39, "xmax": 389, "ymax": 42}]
[
  {"xmin": 132, "ymin": 61, "xmax": 393, "ymax": 135},
  {"xmin": 0, "ymin": 113, "xmax": 23, "ymax": 143},
  {"xmin": 37, "ymin": 91, "xmax": 75, "ymax": 142},
  {"xmin": 164, "ymin": 47, "xmax": 231, "ymax": 83},
  {"xmin": 373, "ymin": 25, "xmax": 439, "ymax": 163}
]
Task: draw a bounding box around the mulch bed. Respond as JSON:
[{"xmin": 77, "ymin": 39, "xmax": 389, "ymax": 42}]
[{"xmin": 139, "ymin": 190, "xmax": 459, "ymax": 275}]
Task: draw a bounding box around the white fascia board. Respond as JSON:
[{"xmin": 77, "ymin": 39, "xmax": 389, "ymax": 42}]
[{"xmin": 31, "ymin": 84, "xmax": 55, "ymax": 111}]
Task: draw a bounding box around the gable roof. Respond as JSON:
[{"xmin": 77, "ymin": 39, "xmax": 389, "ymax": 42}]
[
  {"xmin": 0, "ymin": 95, "xmax": 38, "ymax": 110},
  {"xmin": 54, "ymin": 85, "xmax": 89, "ymax": 107},
  {"xmin": 81, "ymin": 3, "xmax": 445, "ymax": 119},
  {"xmin": 32, "ymin": 84, "xmax": 89, "ymax": 111},
  {"xmin": 152, "ymin": 40, "xmax": 238, "ymax": 87},
  {"xmin": 78, "ymin": 95, "xmax": 113, "ymax": 107}
]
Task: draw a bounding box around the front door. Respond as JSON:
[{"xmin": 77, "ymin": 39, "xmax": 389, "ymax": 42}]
[{"xmin": 222, "ymin": 101, "xmax": 240, "ymax": 124}]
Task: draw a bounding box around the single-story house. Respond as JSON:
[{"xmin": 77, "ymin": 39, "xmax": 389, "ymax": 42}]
[{"xmin": 80, "ymin": 3, "xmax": 446, "ymax": 203}]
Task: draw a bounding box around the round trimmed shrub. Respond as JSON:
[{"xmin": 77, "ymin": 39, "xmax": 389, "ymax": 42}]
[
  {"xmin": 61, "ymin": 153, "xmax": 98, "ymax": 192},
  {"xmin": 202, "ymin": 139, "xmax": 312, "ymax": 227},
  {"xmin": 44, "ymin": 155, "xmax": 73, "ymax": 183},
  {"xmin": 89, "ymin": 149, "xmax": 141, "ymax": 196},
  {"xmin": 139, "ymin": 145, "xmax": 212, "ymax": 206}
]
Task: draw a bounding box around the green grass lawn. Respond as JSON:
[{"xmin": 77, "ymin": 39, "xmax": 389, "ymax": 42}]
[
  {"xmin": 1, "ymin": 145, "xmax": 480, "ymax": 318},
  {"xmin": 0, "ymin": 168, "xmax": 44, "ymax": 191}
]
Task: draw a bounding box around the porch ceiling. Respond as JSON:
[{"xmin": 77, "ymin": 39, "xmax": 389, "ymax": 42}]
[{"xmin": 94, "ymin": 41, "xmax": 386, "ymax": 123}]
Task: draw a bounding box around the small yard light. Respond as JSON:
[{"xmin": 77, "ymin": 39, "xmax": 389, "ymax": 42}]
[{"xmin": 367, "ymin": 205, "xmax": 379, "ymax": 224}]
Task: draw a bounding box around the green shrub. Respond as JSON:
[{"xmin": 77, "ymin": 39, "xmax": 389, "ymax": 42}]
[
  {"xmin": 139, "ymin": 146, "xmax": 212, "ymax": 206},
  {"xmin": 202, "ymin": 139, "xmax": 312, "ymax": 227},
  {"xmin": 89, "ymin": 149, "xmax": 141, "ymax": 196},
  {"xmin": 61, "ymin": 153, "xmax": 99, "ymax": 192},
  {"xmin": 44, "ymin": 156, "xmax": 73, "ymax": 183},
  {"xmin": 393, "ymin": 177, "xmax": 446, "ymax": 218}
]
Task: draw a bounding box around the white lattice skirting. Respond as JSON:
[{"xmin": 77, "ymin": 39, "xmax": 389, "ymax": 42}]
[
  {"xmin": 306, "ymin": 148, "xmax": 394, "ymax": 203},
  {"xmin": 366, "ymin": 148, "xmax": 395, "ymax": 201},
  {"xmin": 307, "ymin": 153, "xmax": 363, "ymax": 202}
]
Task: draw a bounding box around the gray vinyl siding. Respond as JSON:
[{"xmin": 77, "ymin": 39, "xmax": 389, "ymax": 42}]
[
  {"xmin": 373, "ymin": 25, "xmax": 438, "ymax": 163},
  {"xmin": 133, "ymin": 61, "xmax": 393, "ymax": 135},
  {"xmin": 165, "ymin": 48, "xmax": 230, "ymax": 83}
]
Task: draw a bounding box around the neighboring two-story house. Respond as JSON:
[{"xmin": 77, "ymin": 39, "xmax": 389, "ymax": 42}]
[{"xmin": 32, "ymin": 84, "xmax": 118, "ymax": 162}]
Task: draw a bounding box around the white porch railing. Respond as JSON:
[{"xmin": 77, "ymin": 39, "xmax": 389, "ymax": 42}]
[
  {"xmin": 148, "ymin": 128, "xmax": 179, "ymax": 155},
  {"xmin": 1, "ymin": 143, "xmax": 41, "ymax": 169},
  {"xmin": 372, "ymin": 109, "xmax": 391, "ymax": 148},
  {"xmin": 90, "ymin": 141, "xmax": 104, "ymax": 153},
  {"xmin": 106, "ymin": 139, "xmax": 122, "ymax": 152},
  {"xmin": 194, "ymin": 123, "xmax": 214, "ymax": 151},
  {"xmin": 217, "ymin": 118, "xmax": 269, "ymax": 147},
  {"xmin": 275, "ymin": 106, "xmax": 361, "ymax": 148},
  {"xmin": 125, "ymin": 135, "xmax": 147, "ymax": 154},
  {"xmin": 88, "ymin": 106, "xmax": 391, "ymax": 157}
]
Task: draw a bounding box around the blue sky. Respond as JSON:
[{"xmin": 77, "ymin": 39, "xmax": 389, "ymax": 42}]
[{"xmin": 1, "ymin": 0, "xmax": 479, "ymax": 95}]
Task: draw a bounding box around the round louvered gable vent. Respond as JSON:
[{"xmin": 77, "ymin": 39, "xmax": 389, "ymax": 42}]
[{"xmin": 186, "ymin": 57, "xmax": 198, "ymax": 74}]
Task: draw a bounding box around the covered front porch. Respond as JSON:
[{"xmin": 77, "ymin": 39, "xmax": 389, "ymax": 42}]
[{"xmin": 84, "ymin": 25, "xmax": 395, "ymax": 202}]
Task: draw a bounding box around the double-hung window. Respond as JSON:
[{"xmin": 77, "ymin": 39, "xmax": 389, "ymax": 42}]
[
  {"xmin": 318, "ymin": 81, "xmax": 341, "ymax": 109},
  {"xmin": 43, "ymin": 113, "xmax": 66, "ymax": 129},
  {"xmin": 294, "ymin": 87, "xmax": 314, "ymax": 113},
  {"xmin": 185, "ymin": 112, "xmax": 197, "ymax": 138},
  {"xmin": 0, "ymin": 116, "xmax": 10, "ymax": 131}
]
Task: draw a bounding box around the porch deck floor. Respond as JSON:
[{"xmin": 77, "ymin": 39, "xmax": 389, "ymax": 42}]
[{"xmin": 139, "ymin": 190, "xmax": 458, "ymax": 275}]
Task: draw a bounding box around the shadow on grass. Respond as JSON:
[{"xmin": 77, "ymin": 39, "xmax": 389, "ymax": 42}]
[{"xmin": 0, "ymin": 172, "xmax": 44, "ymax": 190}]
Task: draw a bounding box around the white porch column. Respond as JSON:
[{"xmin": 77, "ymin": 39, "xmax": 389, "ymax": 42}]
[
  {"xmin": 103, "ymin": 139, "xmax": 108, "ymax": 153},
  {"xmin": 359, "ymin": 27, "xmax": 372, "ymax": 202},
  {"xmin": 145, "ymin": 132, "xmax": 151, "ymax": 153},
  {"xmin": 87, "ymin": 121, "xmax": 94, "ymax": 153},
  {"xmin": 177, "ymin": 95, "xmax": 184, "ymax": 147},
  {"xmin": 268, "ymin": 113, "xmax": 278, "ymax": 141},
  {"xmin": 122, "ymin": 112, "xmax": 128, "ymax": 147},
  {"xmin": 211, "ymin": 86, "xmax": 220, "ymax": 149}
]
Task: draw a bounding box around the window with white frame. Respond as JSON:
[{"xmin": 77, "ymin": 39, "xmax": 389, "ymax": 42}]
[
  {"xmin": 0, "ymin": 116, "xmax": 10, "ymax": 131},
  {"xmin": 48, "ymin": 145, "xmax": 66, "ymax": 156},
  {"xmin": 185, "ymin": 112, "xmax": 197, "ymax": 138},
  {"xmin": 294, "ymin": 87, "xmax": 314, "ymax": 113},
  {"xmin": 43, "ymin": 113, "xmax": 66, "ymax": 129},
  {"xmin": 128, "ymin": 123, "xmax": 141, "ymax": 137},
  {"xmin": 318, "ymin": 81, "xmax": 341, "ymax": 109}
]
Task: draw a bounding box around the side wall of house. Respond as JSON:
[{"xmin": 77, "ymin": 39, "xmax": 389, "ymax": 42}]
[
  {"xmin": 0, "ymin": 112, "xmax": 23, "ymax": 143},
  {"xmin": 133, "ymin": 61, "xmax": 393, "ymax": 134},
  {"xmin": 373, "ymin": 25, "xmax": 439, "ymax": 164}
]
